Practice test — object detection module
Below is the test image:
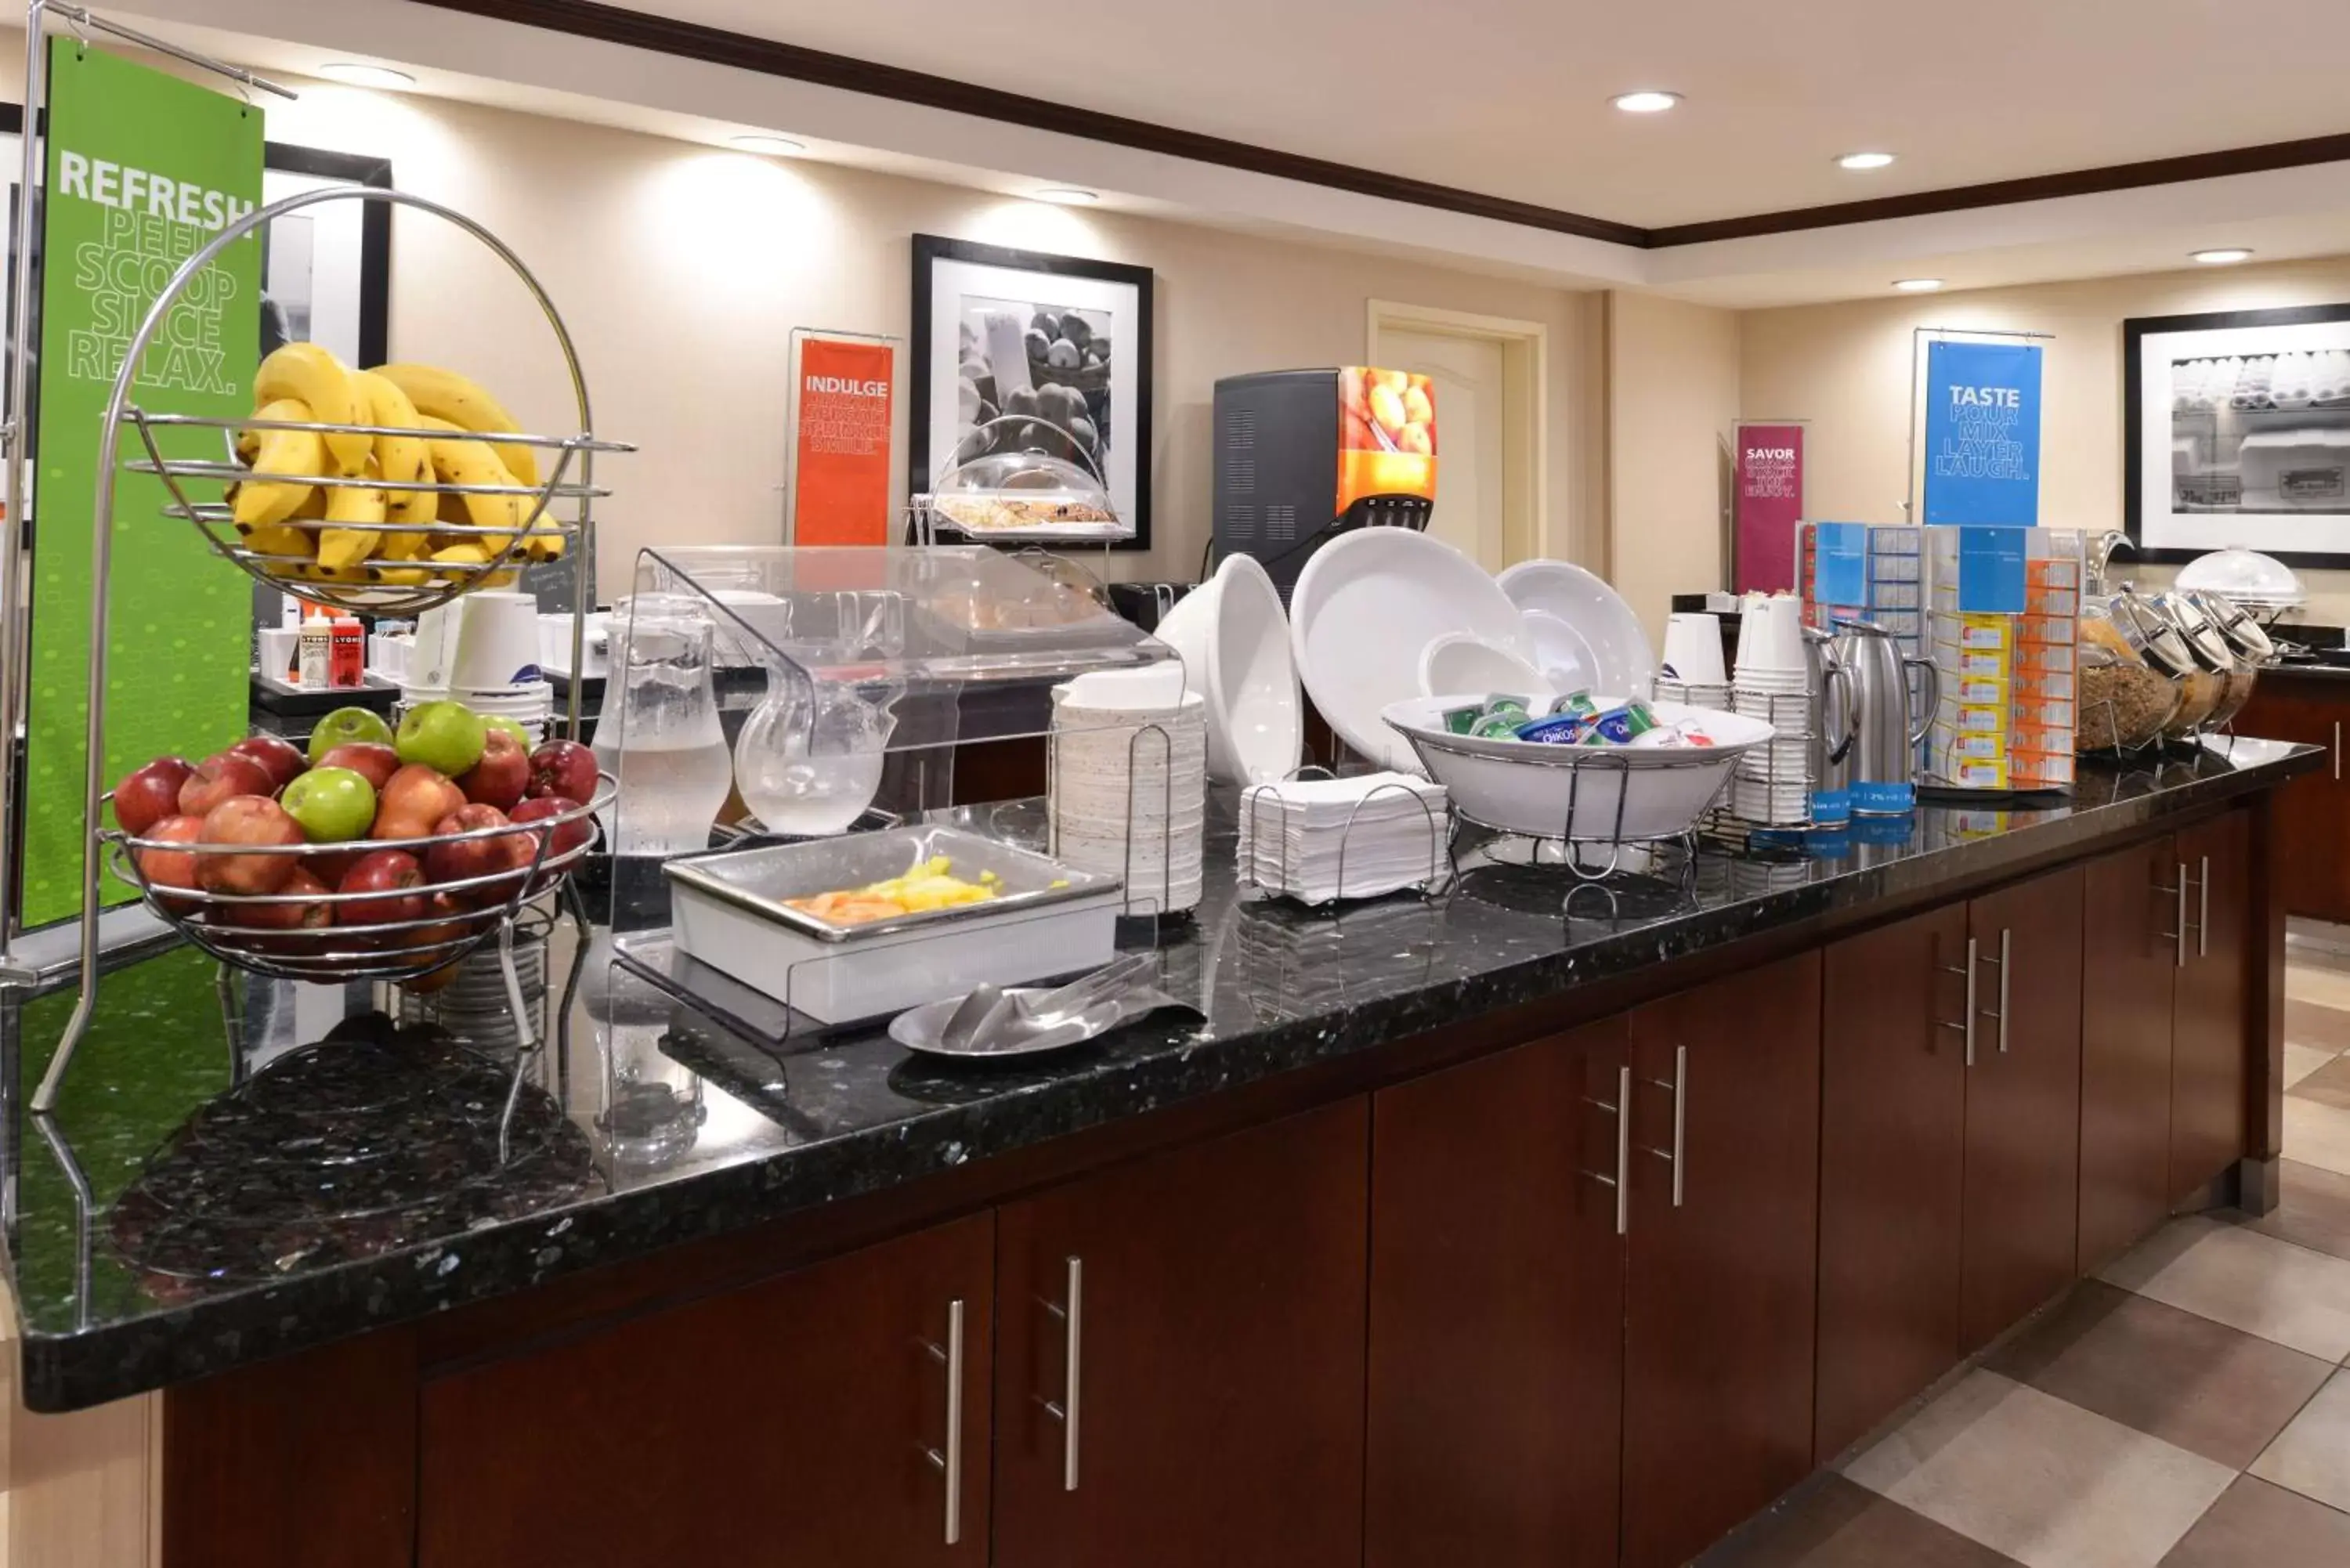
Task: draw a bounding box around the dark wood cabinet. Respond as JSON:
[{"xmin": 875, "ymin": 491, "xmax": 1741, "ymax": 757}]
[
  {"xmin": 992, "ymin": 1099, "xmax": 1369, "ymax": 1568},
  {"xmin": 1366, "ymin": 1020, "xmax": 1626, "ymax": 1568},
  {"xmin": 2078, "ymin": 836, "xmax": 2181, "ymax": 1271},
  {"xmin": 1815, "ymin": 902, "xmax": 1969, "ymax": 1463},
  {"xmin": 2173, "ymin": 811, "xmax": 2253, "ymax": 1202},
  {"xmin": 2234, "ymin": 676, "xmax": 2350, "ymax": 921},
  {"xmin": 1622, "ymin": 952, "xmax": 1822, "ymax": 1568},
  {"xmin": 1959, "ymin": 865, "xmax": 2086, "ymax": 1352},
  {"xmin": 417, "ymin": 1212, "xmax": 996, "ymax": 1568}
]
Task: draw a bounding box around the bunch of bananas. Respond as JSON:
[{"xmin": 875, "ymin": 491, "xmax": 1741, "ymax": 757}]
[{"xmin": 229, "ymin": 343, "xmax": 568, "ymax": 590}]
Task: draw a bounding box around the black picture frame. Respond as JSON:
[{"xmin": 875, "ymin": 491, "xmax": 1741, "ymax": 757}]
[
  {"xmin": 2123, "ymin": 302, "xmax": 2350, "ymax": 569},
  {"xmin": 0, "ymin": 102, "xmax": 392, "ymax": 368},
  {"xmin": 909, "ymin": 233, "xmax": 1155, "ymax": 551}
]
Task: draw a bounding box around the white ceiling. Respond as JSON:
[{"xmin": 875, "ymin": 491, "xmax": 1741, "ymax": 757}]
[
  {"xmin": 110, "ymin": 0, "xmax": 2350, "ymax": 306},
  {"xmin": 567, "ymin": 0, "xmax": 2350, "ymax": 228}
]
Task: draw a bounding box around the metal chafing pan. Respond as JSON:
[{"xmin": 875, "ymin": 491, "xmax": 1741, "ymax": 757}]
[{"xmin": 663, "ymin": 825, "xmax": 1121, "ymax": 944}]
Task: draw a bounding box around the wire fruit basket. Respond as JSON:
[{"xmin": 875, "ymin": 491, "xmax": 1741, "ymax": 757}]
[
  {"xmin": 37, "ymin": 185, "xmax": 627, "ymax": 1116},
  {"xmin": 103, "ymin": 778, "xmax": 611, "ymax": 985}
]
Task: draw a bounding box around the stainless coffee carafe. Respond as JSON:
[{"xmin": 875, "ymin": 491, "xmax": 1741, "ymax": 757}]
[{"xmin": 1831, "ymin": 620, "xmax": 1939, "ymax": 815}]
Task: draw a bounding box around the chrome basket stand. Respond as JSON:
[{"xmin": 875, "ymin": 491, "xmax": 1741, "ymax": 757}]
[{"xmin": 34, "ymin": 184, "xmax": 631, "ymax": 1118}]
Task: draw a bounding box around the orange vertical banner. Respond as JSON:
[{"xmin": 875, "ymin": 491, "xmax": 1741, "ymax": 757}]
[{"xmin": 792, "ymin": 338, "xmax": 895, "ymax": 545}]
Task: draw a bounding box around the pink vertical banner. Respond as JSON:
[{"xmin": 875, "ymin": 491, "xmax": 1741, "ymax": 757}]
[{"xmin": 1734, "ymin": 423, "xmax": 1805, "ymax": 594}]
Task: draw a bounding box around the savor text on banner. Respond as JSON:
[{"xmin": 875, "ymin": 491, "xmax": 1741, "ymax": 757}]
[{"xmin": 1734, "ymin": 422, "xmax": 1804, "ymax": 593}]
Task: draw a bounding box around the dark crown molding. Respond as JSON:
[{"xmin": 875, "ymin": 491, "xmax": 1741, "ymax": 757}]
[{"xmin": 418, "ymin": 0, "xmax": 2350, "ymax": 254}]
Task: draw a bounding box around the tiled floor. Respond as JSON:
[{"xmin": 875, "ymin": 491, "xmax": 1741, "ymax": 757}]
[{"xmin": 1702, "ymin": 952, "xmax": 2350, "ymax": 1568}]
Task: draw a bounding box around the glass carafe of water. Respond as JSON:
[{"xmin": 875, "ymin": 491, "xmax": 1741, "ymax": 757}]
[
  {"xmin": 734, "ymin": 663, "xmax": 898, "ymax": 837},
  {"xmin": 591, "ymin": 593, "xmax": 733, "ymax": 855}
]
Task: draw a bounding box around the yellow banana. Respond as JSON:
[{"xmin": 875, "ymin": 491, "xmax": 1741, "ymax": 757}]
[
  {"xmin": 352, "ymin": 369, "xmax": 428, "ymax": 490},
  {"xmin": 237, "ymin": 522, "xmax": 313, "ymax": 558},
  {"xmin": 254, "ymin": 343, "xmax": 370, "ymax": 476},
  {"xmin": 372, "ymin": 363, "xmax": 540, "ymax": 486},
  {"xmin": 416, "ymin": 416, "xmax": 522, "ymax": 551},
  {"xmin": 431, "ymin": 541, "xmax": 492, "ymax": 566},
  {"xmin": 318, "ymin": 459, "xmax": 389, "ymax": 569},
  {"xmin": 232, "ymin": 398, "xmax": 323, "ymax": 529}
]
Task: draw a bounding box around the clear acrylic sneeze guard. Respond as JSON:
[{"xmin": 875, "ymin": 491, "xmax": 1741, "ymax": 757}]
[{"xmin": 596, "ymin": 546, "xmax": 1177, "ymax": 887}]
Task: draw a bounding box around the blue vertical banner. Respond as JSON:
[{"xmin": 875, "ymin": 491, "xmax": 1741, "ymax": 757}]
[{"xmin": 1922, "ymin": 339, "xmax": 2043, "ymax": 526}]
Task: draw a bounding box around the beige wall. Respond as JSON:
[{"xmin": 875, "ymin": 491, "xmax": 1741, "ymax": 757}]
[
  {"xmin": 204, "ymin": 78, "xmax": 1602, "ymax": 599},
  {"xmin": 1606, "ymin": 291, "xmax": 1741, "ymax": 639},
  {"xmin": 1739, "ymin": 257, "xmax": 2350, "ymax": 625}
]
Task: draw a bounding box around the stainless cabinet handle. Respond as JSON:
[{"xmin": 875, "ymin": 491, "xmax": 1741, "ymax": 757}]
[
  {"xmin": 1642, "ymin": 1045, "xmax": 1687, "ymax": 1207},
  {"xmin": 2336, "ymin": 720, "xmax": 2342, "ymax": 781},
  {"xmin": 1996, "ymin": 927, "xmax": 2011, "ymax": 1053},
  {"xmin": 1582, "ymin": 1064, "xmax": 1632, "ymax": 1236},
  {"xmin": 1939, "ymin": 937, "xmax": 1979, "ymax": 1068},
  {"xmin": 2158, "ymin": 864, "xmax": 2188, "ymax": 967},
  {"xmin": 2199, "ymin": 854, "xmax": 2211, "ymax": 959},
  {"xmin": 1039, "ymin": 1256, "xmax": 1083, "ymax": 1491},
  {"xmin": 923, "ymin": 1299, "xmax": 967, "ymax": 1545}
]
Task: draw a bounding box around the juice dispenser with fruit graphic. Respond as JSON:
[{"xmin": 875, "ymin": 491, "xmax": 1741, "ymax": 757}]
[{"xmin": 1212, "ymin": 367, "xmax": 1438, "ymax": 603}]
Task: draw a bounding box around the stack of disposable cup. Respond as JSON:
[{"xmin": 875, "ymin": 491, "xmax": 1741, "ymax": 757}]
[
  {"xmin": 1730, "ymin": 595, "xmax": 1810, "ymax": 826},
  {"xmin": 400, "ymin": 591, "xmax": 555, "ymax": 739},
  {"xmin": 1658, "ymin": 612, "xmax": 1730, "ymax": 710}
]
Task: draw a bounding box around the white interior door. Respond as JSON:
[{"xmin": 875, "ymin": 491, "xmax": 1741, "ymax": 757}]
[{"xmin": 1378, "ymin": 327, "xmax": 1507, "ymax": 569}]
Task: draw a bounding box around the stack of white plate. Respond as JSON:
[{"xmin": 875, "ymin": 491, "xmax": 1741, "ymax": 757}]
[
  {"xmin": 1050, "ymin": 687, "xmax": 1207, "ymax": 915},
  {"xmin": 1238, "ymin": 772, "xmax": 1449, "ymax": 904},
  {"xmin": 1730, "ymin": 667, "xmax": 1811, "ymax": 825}
]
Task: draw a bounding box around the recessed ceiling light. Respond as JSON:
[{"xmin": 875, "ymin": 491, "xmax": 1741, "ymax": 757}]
[
  {"xmin": 1034, "ymin": 187, "xmax": 1099, "ymax": 205},
  {"xmin": 2191, "ymin": 247, "xmax": 2254, "ymax": 265},
  {"xmin": 1837, "ymin": 151, "xmax": 1896, "ymax": 171},
  {"xmin": 1611, "ymin": 90, "xmax": 1681, "ymax": 114},
  {"xmin": 1893, "ymin": 278, "xmax": 1944, "ymax": 292},
  {"xmin": 730, "ymin": 133, "xmax": 806, "ymax": 155},
  {"xmin": 318, "ymin": 62, "xmax": 415, "ymax": 89}
]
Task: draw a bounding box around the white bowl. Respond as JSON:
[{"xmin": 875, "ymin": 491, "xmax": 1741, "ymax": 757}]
[
  {"xmin": 1153, "ymin": 555, "xmax": 1303, "ymax": 786},
  {"xmin": 1418, "ymin": 633, "xmax": 1555, "ymax": 701},
  {"xmin": 1499, "ymin": 561, "xmax": 1658, "ymax": 700},
  {"xmin": 1380, "ymin": 695, "xmax": 1767, "ymax": 842},
  {"xmin": 1520, "ymin": 609, "xmax": 1597, "ymax": 694},
  {"xmin": 1291, "ymin": 529, "xmax": 1533, "ymax": 774}
]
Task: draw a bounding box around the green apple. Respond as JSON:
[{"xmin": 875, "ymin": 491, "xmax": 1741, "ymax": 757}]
[
  {"xmin": 482, "ymin": 715, "xmax": 533, "ymax": 752},
  {"xmin": 306, "ymin": 706, "xmax": 396, "ymax": 765},
  {"xmin": 395, "ymin": 699, "xmax": 487, "ymax": 778},
  {"xmin": 280, "ymin": 766, "xmax": 378, "ymax": 843}
]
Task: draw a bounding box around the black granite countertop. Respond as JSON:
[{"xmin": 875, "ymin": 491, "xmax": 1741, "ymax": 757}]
[{"xmin": 2, "ymin": 738, "xmax": 2319, "ymax": 1411}]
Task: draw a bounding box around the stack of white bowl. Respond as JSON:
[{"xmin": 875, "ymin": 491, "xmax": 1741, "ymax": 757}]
[
  {"xmin": 1050, "ymin": 668, "xmax": 1206, "ymax": 916},
  {"xmin": 1730, "ymin": 596, "xmax": 1812, "ymax": 826},
  {"xmin": 1654, "ymin": 611, "xmax": 1731, "ymax": 710}
]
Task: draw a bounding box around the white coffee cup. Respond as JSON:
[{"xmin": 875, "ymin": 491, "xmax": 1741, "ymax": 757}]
[
  {"xmin": 1661, "ymin": 612, "xmax": 1726, "ymax": 686},
  {"xmin": 450, "ymin": 592, "xmax": 544, "ymax": 689}
]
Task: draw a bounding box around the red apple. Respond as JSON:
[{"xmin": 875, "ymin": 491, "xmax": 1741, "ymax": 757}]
[
  {"xmin": 526, "ymin": 739, "xmax": 598, "ymax": 806},
  {"xmin": 179, "ymin": 751, "xmax": 275, "ymax": 817},
  {"xmin": 218, "ymin": 866, "xmax": 331, "ymax": 932},
  {"xmin": 302, "ymin": 847, "xmax": 367, "ymax": 887},
  {"xmin": 397, "ymin": 893, "xmax": 477, "ymax": 992},
  {"xmin": 371, "ymin": 764, "xmax": 466, "ymax": 840},
  {"xmin": 196, "ymin": 796, "xmax": 304, "ymax": 895},
  {"xmin": 316, "ymin": 742, "xmax": 400, "ymax": 793},
  {"xmin": 112, "ymin": 756, "xmax": 197, "ymax": 837},
  {"xmin": 422, "ymin": 804, "xmax": 519, "ymax": 898},
  {"xmin": 456, "ymin": 728, "xmax": 529, "ymax": 811},
  {"xmin": 226, "ymin": 735, "xmax": 306, "ymax": 791},
  {"xmin": 511, "ymin": 795, "xmax": 593, "ymax": 876},
  {"xmin": 336, "ymin": 849, "xmax": 427, "ymax": 927},
  {"xmin": 132, "ymin": 814, "xmax": 206, "ymax": 914}
]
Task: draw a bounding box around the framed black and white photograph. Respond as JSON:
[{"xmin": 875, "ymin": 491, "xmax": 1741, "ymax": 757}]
[
  {"xmin": 2125, "ymin": 303, "xmax": 2350, "ymax": 567},
  {"xmin": 909, "ymin": 233, "xmax": 1153, "ymax": 548}
]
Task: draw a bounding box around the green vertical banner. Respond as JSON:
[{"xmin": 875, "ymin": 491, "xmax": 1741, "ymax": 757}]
[{"xmin": 20, "ymin": 42, "xmax": 261, "ymax": 927}]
